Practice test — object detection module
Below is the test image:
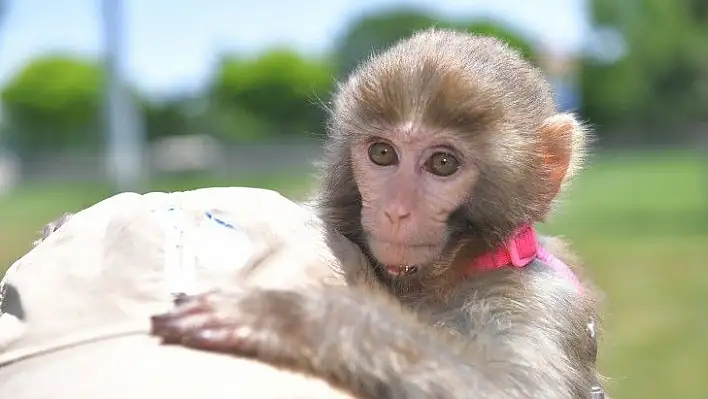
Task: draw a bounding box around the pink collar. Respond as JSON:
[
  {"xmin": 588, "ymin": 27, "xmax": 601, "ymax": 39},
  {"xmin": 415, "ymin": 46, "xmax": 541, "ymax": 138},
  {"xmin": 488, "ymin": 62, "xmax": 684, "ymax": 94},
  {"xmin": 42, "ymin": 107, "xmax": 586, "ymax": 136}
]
[{"xmin": 468, "ymin": 224, "xmax": 582, "ymax": 292}]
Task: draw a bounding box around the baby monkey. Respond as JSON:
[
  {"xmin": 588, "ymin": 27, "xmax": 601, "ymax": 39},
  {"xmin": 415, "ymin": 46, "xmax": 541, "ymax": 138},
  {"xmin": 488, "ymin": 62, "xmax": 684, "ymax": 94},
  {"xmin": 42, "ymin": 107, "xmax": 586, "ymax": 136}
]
[
  {"xmin": 154, "ymin": 28, "xmax": 605, "ymax": 398},
  {"xmin": 50, "ymin": 29, "xmax": 607, "ymax": 399}
]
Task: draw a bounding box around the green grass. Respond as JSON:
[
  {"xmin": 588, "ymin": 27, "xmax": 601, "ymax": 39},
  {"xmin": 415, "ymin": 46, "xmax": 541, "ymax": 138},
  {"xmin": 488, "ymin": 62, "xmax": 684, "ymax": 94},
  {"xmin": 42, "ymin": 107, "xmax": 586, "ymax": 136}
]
[
  {"xmin": 539, "ymin": 151, "xmax": 708, "ymax": 398},
  {"xmin": 1, "ymin": 151, "xmax": 706, "ymax": 398}
]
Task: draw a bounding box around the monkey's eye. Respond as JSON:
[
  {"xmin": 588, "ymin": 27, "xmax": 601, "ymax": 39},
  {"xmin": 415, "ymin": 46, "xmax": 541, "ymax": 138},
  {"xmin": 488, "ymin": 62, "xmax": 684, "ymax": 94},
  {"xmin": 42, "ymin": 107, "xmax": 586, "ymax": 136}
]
[
  {"xmin": 368, "ymin": 142, "xmax": 398, "ymax": 166},
  {"xmin": 425, "ymin": 152, "xmax": 459, "ymax": 177}
]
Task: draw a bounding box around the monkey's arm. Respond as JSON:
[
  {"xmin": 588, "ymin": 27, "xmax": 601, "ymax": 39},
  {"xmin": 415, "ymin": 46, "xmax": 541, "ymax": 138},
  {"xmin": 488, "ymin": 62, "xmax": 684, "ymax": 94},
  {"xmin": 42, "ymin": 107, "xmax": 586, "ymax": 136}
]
[
  {"xmin": 432, "ymin": 266, "xmax": 600, "ymax": 398},
  {"xmin": 150, "ymin": 279, "xmax": 580, "ymax": 399}
]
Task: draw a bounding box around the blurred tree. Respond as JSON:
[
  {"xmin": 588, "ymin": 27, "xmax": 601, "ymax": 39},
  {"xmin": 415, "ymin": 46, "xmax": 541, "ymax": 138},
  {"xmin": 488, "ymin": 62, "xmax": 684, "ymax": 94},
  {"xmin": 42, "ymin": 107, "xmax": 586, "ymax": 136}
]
[
  {"xmin": 462, "ymin": 20, "xmax": 536, "ymax": 63},
  {"xmin": 333, "ymin": 8, "xmax": 537, "ymax": 78},
  {"xmin": 199, "ymin": 102, "xmax": 273, "ymax": 142},
  {"xmin": 142, "ymin": 93, "xmax": 270, "ymax": 142},
  {"xmin": 210, "ymin": 49, "xmax": 334, "ymax": 139},
  {"xmin": 581, "ymin": 0, "xmax": 708, "ymax": 133},
  {"xmin": 0, "ymin": 0, "xmax": 6, "ymax": 144},
  {"xmin": 333, "ymin": 8, "xmax": 445, "ymax": 77},
  {"xmin": 142, "ymin": 97, "xmax": 195, "ymax": 141},
  {"xmin": 0, "ymin": 54, "xmax": 104, "ymax": 154}
]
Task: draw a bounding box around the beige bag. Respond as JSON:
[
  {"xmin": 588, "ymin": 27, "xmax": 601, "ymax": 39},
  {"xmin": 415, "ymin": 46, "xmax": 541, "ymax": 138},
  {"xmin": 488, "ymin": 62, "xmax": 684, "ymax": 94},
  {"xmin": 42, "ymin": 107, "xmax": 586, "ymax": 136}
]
[{"xmin": 0, "ymin": 187, "xmax": 369, "ymax": 398}]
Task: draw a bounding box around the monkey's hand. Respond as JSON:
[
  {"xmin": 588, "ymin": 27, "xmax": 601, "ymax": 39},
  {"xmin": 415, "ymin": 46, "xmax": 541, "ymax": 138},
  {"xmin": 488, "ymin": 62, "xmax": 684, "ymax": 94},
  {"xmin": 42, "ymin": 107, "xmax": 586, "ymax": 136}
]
[
  {"xmin": 34, "ymin": 212, "xmax": 74, "ymax": 246},
  {"xmin": 150, "ymin": 285, "xmax": 482, "ymax": 399}
]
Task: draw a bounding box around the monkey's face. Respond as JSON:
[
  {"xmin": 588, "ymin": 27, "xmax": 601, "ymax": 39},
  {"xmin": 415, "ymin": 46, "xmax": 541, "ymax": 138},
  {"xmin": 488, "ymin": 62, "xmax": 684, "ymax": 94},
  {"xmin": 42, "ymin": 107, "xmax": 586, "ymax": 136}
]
[{"xmin": 351, "ymin": 127, "xmax": 478, "ymax": 276}]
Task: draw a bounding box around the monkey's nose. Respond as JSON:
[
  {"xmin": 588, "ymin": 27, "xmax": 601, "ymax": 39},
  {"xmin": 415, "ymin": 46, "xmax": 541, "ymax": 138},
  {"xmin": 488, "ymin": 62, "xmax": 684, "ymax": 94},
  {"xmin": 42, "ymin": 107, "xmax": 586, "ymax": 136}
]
[{"xmin": 384, "ymin": 205, "xmax": 411, "ymax": 224}]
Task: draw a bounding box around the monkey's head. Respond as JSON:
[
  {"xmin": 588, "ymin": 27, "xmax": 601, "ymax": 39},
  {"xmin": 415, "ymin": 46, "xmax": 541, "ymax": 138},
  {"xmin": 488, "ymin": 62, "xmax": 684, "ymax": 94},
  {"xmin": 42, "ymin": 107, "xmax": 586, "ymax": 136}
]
[{"xmin": 317, "ymin": 29, "xmax": 587, "ymax": 279}]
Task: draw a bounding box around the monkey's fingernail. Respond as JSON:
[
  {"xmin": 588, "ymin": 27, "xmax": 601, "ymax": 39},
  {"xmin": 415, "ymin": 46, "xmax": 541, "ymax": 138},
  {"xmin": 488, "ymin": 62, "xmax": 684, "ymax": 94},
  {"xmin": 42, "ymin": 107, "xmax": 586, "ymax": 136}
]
[
  {"xmin": 152, "ymin": 323, "xmax": 184, "ymax": 344},
  {"xmin": 150, "ymin": 316, "xmax": 188, "ymax": 342},
  {"xmin": 150, "ymin": 313, "xmax": 171, "ymax": 333},
  {"xmin": 152, "ymin": 317, "xmax": 196, "ymax": 344}
]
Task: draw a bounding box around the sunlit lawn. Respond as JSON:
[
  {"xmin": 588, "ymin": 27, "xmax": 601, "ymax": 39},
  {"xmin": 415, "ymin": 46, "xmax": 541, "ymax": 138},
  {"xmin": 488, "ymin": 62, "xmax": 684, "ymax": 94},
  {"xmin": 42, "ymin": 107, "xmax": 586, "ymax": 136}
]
[
  {"xmin": 541, "ymin": 150, "xmax": 708, "ymax": 399},
  {"xmin": 1, "ymin": 150, "xmax": 706, "ymax": 399}
]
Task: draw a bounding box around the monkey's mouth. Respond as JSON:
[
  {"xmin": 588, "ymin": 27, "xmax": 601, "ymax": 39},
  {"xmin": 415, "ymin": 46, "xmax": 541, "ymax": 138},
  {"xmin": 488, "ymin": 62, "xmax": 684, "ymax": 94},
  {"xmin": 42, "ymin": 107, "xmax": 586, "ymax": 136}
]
[
  {"xmin": 383, "ymin": 264, "xmax": 420, "ymax": 277},
  {"xmin": 367, "ymin": 237, "xmax": 439, "ymax": 276}
]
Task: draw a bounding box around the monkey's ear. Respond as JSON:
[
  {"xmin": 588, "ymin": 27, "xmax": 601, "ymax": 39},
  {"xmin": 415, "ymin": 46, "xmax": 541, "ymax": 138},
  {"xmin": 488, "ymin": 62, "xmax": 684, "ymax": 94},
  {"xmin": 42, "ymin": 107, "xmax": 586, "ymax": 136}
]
[{"xmin": 537, "ymin": 113, "xmax": 586, "ymax": 199}]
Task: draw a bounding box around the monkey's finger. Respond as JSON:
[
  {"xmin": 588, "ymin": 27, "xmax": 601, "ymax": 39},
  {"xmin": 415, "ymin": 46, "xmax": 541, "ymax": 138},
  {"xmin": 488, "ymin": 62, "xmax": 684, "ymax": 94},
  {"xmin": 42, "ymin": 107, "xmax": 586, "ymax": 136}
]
[
  {"xmin": 152, "ymin": 312, "xmax": 222, "ymax": 342},
  {"xmin": 152, "ymin": 312, "xmax": 256, "ymax": 356},
  {"xmin": 180, "ymin": 327, "xmax": 254, "ymax": 354},
  {"xmin": 151, "ymin": 302, "xmax": 206, "ymax": 329},
  {"xmin": 150, "ymin": 300, "xmax": 222, "ymax": 338}
]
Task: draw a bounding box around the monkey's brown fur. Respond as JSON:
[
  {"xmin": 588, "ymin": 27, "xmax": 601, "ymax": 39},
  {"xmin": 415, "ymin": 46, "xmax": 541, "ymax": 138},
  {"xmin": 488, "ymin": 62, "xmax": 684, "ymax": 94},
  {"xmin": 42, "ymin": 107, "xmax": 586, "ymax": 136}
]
[{"xmin": 50, "ymin": 29, "xmax": 606, "ymax": 399}]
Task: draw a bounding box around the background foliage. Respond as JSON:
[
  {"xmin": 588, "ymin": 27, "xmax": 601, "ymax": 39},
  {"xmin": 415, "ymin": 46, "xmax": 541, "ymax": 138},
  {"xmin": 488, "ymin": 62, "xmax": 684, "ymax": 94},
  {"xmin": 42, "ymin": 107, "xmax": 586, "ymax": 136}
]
[{"xmin": 4, "ymin": 2, "xmax": 706, "ymax": 150}]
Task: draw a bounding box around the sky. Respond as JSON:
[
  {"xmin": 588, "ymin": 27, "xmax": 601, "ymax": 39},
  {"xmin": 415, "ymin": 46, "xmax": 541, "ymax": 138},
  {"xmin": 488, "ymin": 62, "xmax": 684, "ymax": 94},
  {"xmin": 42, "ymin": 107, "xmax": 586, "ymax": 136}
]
[{"xmin": 0, "ymin": 0, "xmax": 589, "ymax": 97}]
